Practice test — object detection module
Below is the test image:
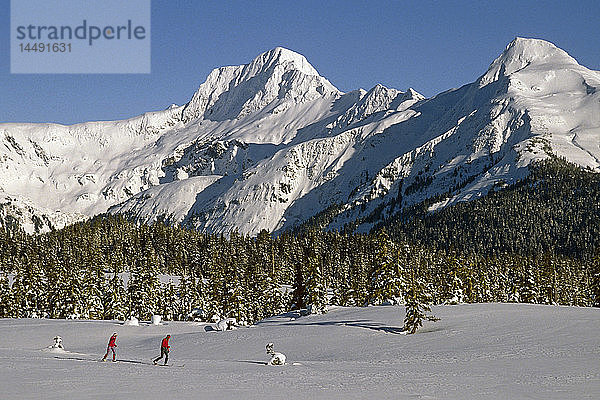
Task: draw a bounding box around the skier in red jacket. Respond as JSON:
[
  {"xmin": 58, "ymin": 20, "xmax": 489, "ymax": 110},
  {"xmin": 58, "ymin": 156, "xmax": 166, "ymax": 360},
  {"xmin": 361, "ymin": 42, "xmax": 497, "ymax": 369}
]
[
  {"xmin": 153, "ymin": 335, "xmax": 170, "ymax": 365},
  {"xmin": 102, "ymin": 332, "xmax": 118, "ymax": 362}
]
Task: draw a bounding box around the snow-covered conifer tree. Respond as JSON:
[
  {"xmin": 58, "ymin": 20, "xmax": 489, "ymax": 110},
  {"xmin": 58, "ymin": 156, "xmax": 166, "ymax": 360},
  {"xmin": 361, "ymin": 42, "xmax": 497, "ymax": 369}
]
[
  {"xmin": 369, "ymin": 231, "xmax": 406, "ymax": 305},
  {"xmin": 290, "ymin": 261, "xmax": 306, "ymax": 311},
  {"xmin": 331, "ymin": 262, "xmax": 354, "ymax": 306},
  {"xmin": 506, "ymin": 266, "xmax": 521, "ymax": 303},
  {"xmin": 81, "ymin": 267, "xmax": 103, "ymax": 319},
  {"xmin": 193, "ymin": 272, "xmax": 209, "ymax": 316},
  {"xmin": 521, "ymin": 260, "xmax": 539, "ymax": 303},
  {"xmin": 592, "ymin": 254, "xmax": 600, "ymax": 307},
  {"xmin": 175, "ymin": 272, "xmax": 196, "ymax": 320},
  {"xmin": 158, "ymin": 279, "xmax": 178, "ymax": 320},
  {"xmin": 0, "ymin": 275, "xmax": 13, "ymax": 317},
  {"xmin": 104, "ymin": 272, "xmax": 127, "ymax": 320},
  {"xmin": 351, "ymin": 248, "xmax": 370, "ymax": 307},
  {"xmin": 442, "ymin": 253, "xmax": 465, "ymax": 305},
  {"xmin": 402, "ymin": 267, "xmax": 439, "ymax": 334},
  {"xmin": 127, "ymin": 249, "xmax": 160, "ymax": 320},
  {"xmin": 304, "ymin": 253, "xmax": 328, "ymax": 314},
  {"xmin": 19, "ymin": 261, "xmax": 48, "ymax": 318}
]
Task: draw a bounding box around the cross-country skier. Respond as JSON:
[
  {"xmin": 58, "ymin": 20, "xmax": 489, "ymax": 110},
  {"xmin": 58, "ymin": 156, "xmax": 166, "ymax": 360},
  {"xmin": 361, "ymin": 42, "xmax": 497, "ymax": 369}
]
[
  {"xmin": 102, "ymin": 332, "xmax": 118, "ymax": 362},
  {"xmin": 153, "ymin": 335, "xmax": 170, "ymax": 365}
]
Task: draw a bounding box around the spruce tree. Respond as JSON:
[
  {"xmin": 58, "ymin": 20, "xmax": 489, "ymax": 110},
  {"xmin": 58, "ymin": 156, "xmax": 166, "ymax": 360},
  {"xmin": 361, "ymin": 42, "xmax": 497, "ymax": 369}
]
[
  {"xmin": 193, "ymin": 271, "xmax": 209, "ymax": 319},
  {"xmin": 304, "ymin": 255, "xmax": 328, "ymax": 314},
  {"xmin": 206, "ymin": 257, "xmax": 226, "ymax": 321},
  {"xmin": 592, "ymin": 254, "xmax": 600, "ymax": 307},
  {"xmin": 331, "ymin": 263, "xmax": 354, "ymax": 306},
  {"xmin": 0, "ymin": 275, "xmax": 13, "ymax": 317},
  {"xmin": 104, "ymin": 272, "xmax": 127, "ymax": 320},
  {"xmin": 225, "ymin": 236, "xmax": 250, "ymax": 324},
  {"xmin": 81, "ymin": 266, "xmax": 104, "ymax": 319},
  {"xmin": 520, "ymin": 259, "xmax": 539, "ymax": 303},
  {"xmin": 19, "ymin": 261, "xmax": 48, "ymax": 318},
  {"xmin": 127, "ymin": 250, "xmax": 160, "ymax": 320},
  {"xmin": 10, "ymin": 270, "xmax": 26, "ymax": 318},
  {"xmin": 302, "ymin": 231, "xmax": 328, "ymax": 314},
  {"xmin": 158, "ymin": 279, "xmax": 178, "ymax": 320},
  {"xmin": 290, "ymin": 262, "xmax": 306, "ymax": 311},
  {"xmin": 402, "ymin": 268, "xmax": 439, "ymax": 334},
  {"xmin": 265, "ymin": 274, "xmax": 287, "ymax": 317},
  {"xmin": 175, "ymin": 272, "xmax": 196, "ymax": 320},
  {"xmin": 369, "ymin": 230, "xmax": 405, "ymax": 305}
]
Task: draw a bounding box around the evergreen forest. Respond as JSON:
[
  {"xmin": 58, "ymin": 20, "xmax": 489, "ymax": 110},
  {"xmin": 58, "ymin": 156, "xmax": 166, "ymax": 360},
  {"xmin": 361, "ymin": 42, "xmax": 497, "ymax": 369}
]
[{"xmin": 0, "ymin": 158, "xmax": 598, "ymax": 324}]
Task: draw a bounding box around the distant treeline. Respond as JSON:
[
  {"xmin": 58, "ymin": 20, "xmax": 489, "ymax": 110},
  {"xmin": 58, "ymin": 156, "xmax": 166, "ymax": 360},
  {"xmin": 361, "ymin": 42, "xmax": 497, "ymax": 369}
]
[
  {"xmin": 378, "ymin": 157, "xmax": 600, "ymax": 259},
  {"xmin": 0, "ymin": 158, "xmax": 598, "ymax": 322}
]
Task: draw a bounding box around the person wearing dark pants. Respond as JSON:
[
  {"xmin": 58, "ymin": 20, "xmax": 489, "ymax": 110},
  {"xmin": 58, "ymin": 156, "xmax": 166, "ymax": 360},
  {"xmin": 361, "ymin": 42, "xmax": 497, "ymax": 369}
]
[
  {"xmin": 153, "ymin": 335, "xmax": 170, "ymax": 365},
  {"xmin": 102, "ymin": 332, "xmax": 118, "ymax": 362}
]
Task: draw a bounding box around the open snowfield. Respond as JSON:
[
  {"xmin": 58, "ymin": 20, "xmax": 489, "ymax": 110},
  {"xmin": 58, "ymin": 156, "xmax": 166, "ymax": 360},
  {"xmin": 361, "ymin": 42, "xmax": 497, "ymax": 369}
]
[{"xmin": 1, "ymin": 304, "xmax": 599, "ymax": 399}]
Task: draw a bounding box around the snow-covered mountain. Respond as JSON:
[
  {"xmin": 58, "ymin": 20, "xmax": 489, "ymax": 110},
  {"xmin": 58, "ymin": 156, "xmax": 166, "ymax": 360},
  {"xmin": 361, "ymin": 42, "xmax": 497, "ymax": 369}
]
[{"xmin": 1, "ymin": 38, "xmax": 598, "ymax": 234}]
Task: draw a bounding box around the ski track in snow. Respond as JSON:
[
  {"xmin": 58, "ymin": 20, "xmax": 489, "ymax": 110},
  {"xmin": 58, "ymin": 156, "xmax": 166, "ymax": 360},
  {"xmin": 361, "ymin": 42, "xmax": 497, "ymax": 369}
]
[{"xmin": 0, "ymin": 304, "xmax": 599, "ymax": 399}]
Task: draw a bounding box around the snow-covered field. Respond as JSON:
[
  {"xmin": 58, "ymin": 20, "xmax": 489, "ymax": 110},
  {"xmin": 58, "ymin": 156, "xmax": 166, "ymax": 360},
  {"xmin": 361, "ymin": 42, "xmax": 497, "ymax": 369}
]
[{"xmin": 1, "ymin": 304, "xmax": 598, "ymax": 399}]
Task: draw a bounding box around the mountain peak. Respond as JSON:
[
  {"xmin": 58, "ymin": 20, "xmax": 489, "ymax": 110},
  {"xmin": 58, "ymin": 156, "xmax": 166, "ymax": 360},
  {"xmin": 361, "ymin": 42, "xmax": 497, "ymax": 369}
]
[
  {"xmin": 479, "ymin": 37, "xmax": 578, "ymax": 87},
  {"xmin": 250, "ymin": 47, "xmax": 320, "ymax": 76},
  {"xmin": 403, "ymin": 87, "xmax": 425, "ymax": 101},
  {"xmin": 502, "ymin": 37, "xmax": 575, "ymax": 63},
  {"xmin": 181, "ymin": 47, "xmax": 339, "ymax": 122}
]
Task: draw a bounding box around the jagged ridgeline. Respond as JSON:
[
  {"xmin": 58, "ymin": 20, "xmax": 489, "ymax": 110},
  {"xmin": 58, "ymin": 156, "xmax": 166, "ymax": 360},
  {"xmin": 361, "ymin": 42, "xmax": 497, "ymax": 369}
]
[{"xmin": 0, "ymin": 156, "xmax": 599, "ymax": 322}]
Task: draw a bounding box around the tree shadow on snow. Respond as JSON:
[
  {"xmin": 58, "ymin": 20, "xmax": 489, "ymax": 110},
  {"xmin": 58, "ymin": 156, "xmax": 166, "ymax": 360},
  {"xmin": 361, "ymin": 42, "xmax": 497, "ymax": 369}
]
[
  {"xmin": 254, "ymin": 310, "xmax": 303, "ymax": 325},
  {"xmin": 283, "ymin": 319, "xmax": 406, "ymax": 334},
  {"xmin": 235, "ymin": 360, "xmax": 267, "ymax": 365}
]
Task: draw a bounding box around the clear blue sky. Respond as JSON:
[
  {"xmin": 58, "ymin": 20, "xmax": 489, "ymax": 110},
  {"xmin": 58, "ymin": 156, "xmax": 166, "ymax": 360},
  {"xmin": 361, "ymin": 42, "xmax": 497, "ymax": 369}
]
[{"xmin": 1, "ymin": 0, "xmax": 599, "ymax": 124}]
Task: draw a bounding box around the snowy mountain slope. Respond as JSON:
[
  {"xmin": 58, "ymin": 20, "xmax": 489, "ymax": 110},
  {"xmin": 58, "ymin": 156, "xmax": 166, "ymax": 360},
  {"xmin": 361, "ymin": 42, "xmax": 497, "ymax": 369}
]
[
  {"xmin": 181, "ymin": 47, "xmax": 340, "ymax": 123},
  {"xmin": 1, "ymin": 304, "xmax": 599, "ymax": 399},
  {"xmin": 0, "ymin": 48, "xmax": 342, "ymax": 232},
  {"xmin": 0, "ymin": 193, "xmax": 85, "ymax": 233},
  {"xmin": 325, "ymin": 38, "xmax": 600, "ymax": 230},
  {"xmin": 116, "ymin": 90, "xmax": 426, "ymax": 233},
  {"xmin": 0, "ymin": 105, "xmax": 184, "ymax": 220},
  {"xmin": 1, "ymin": 39, "xmax": 599, "ymax": 234}
]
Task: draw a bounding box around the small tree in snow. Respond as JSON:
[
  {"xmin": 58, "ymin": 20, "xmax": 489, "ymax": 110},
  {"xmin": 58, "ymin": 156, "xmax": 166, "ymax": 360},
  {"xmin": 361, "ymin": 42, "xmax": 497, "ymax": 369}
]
[{"xmin": 402, "ymin": 268, "xmax": 439, "ymax": 334}]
